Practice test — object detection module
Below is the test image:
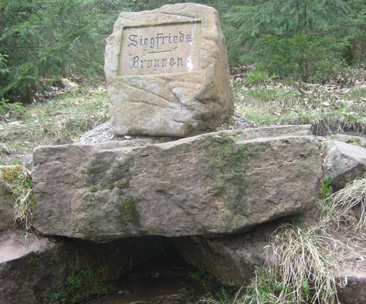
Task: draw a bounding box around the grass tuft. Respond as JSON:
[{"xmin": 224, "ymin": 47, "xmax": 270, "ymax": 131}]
[
  {"xmin": 319, "ymin": 177, "xmax": 366, "ymax": 231},
  {"xmin": 233, "ymin": 225, "xmax": 338, "ymax": 304},
  {"xmin": 0, "ymin": 165, "xmax": 34, "ymax": 229},
  {"xmin": 235, "ymin": 177, "xmax": 366, "ymax": 304},
  {"xmin": 268, "ymin": 225, "xmax": 338, "ymax": 304}
]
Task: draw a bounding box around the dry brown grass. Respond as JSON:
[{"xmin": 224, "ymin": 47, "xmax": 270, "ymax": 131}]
[
  {"xmin": 0, "ymin": 165, "xmax": 34, "ymax": 229},
  {"xmin": 234, "ymin": 177, "xmax": 366, "ymax": 304},
  {"xmin": 319, "ymin": 177, "xmax": 366, "ymax": 231}
]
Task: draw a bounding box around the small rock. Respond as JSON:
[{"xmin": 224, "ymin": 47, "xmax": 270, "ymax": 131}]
[
  {"xmin": 323, "ymin": 140, "xmax": 366, "ymax": 191},
  {"xmin": 21, "ymin": 154, "xmax": 33, "ymax": 171},
  {"xmin": 61, "ymin": 78, "xmax": 78, "ymax": 89},
  {"xmin": 0, "ymin": 143, "xmax": 9, "ymax": 154}
]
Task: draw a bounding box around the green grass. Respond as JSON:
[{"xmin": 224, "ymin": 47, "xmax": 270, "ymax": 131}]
[
  {"xmin": 327, "ymin": 135, "xmax": 366, "ymax": 148},
  {"xmin": 0, "ymin": 86, "xmax": 109, "ymax": 165},
  {"xmin": 233, "ymin": 69, "xmax": 366, "ymax": 134}
]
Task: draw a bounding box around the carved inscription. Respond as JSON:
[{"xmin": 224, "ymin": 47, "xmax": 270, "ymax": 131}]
[{"xmin": 118, "ymin": 22, "xmax": 201, "ymax": 76}]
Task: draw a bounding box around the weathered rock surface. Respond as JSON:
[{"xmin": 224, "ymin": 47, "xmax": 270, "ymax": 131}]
[
  {"xmin": 337, "ymin": 269, "xmax": 366, "ymax": 304},
  {"xmin": 323, "ymin": 140, "xmax": 366, "ymax": 191},
  {"xmin": 79, "ymin": 121, "xmax": 115, "ymax": 144},
  {"xmin": 0, "ymin": 231, "xmax": 57, "ymax": 304},
  {"xmin": 105, "ymin": 3, "xmax": 233, "ymax": 137},
  {"xmin": 0, "ymin": 180, "xmax": 13, "ymax": 231},
  {"xmin": 0, "ymin": 230, "xmax": 167, "ymax": 304},
  {"xmin": 173, "ymin": 221, "xmax": 276, "ymax": 286},
  {"xmin": 32, "ymin": 125, "xmax": 321, "ymax": 242}
]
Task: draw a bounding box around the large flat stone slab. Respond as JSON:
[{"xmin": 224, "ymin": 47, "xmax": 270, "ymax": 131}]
[
  {"xmin": 105, "ymin": 3, "xmax": 233, "ymax": 137},
  {"xmin": 32, "ymin": 126, "xmax": 321, "ymax": 242}
]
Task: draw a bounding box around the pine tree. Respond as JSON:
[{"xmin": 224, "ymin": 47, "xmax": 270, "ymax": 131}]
[
  {"xmin": 346, "ymin": 0, "xmax": 366, "ymax": 63},
  {"xmin": 224, "ymin": 0, "xmax": 357, "ymax": 81}
]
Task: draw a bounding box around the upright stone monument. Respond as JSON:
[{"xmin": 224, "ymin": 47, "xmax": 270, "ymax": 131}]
[{"xmin": 105, "ymin": 3, "xmax": 233, "ymax": 137}]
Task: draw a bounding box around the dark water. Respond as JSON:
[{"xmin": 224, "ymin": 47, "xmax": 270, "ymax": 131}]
[{"xmin": 88, "ymin": 253, "xmax": 203, "ymax": 304}]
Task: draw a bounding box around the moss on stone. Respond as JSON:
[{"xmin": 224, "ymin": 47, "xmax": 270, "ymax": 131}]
[
  {"xmin": 204, "ymin": 134, "xmax": 249, "ymax": 184},
  {"xmin": 2, "ymin": 186, "xmax": 11, "ymax": 195},
  {"xmin": 40, "ymin": 265, "xmax": 116, "ymax": 304},
  {"xmin": 107, "ymin": 181, "xmax": 114, "ymax": 190},
  {"xmin": 117, "ymin": 178, "xmax": 130, "ymax": 189},
  {"xmin": 122, "ymin": 199, "xmax": 139, "ymax": 225},
  {"xmin": 203, "ymin": 134, "xmax": 251, "ymax": 226},
  {"xmin": 0, "ymin": 166, "xmax": 23, "ymax": 185},
  {"xmin": 89, "ymin": 186, "xmax": 97, "ymax": 193},
  {"xmin": 86, "ymin": 152, "xmax": 114, "ymax": 185}
]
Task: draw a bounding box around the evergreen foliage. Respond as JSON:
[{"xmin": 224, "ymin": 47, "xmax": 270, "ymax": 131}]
[
  {"xmin": 347, "ymin": 0, "xmax": 366, "ymax": 63},
  {"xmin": 129, "ymin": 0, "xmax": 236, "ymax": 13},
  {"xmin": 224, "ymin": 0, "xmax": 366, "ymax": 81},
  {"xmin": 1, "ymin": 0, "xmax": 366, "ymax": 103},
  {"xmin": 258, "ymin": 34, "xmax": 346, "ymax": 82},
  {"xmin": 0, "ymin": 0, "xmax": 131, "ymax": 103}
]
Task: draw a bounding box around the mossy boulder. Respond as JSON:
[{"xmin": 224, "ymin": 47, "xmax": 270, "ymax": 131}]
[{"xmin": 32, "ymin": 125, "xmax": 322, "ymax": 242}]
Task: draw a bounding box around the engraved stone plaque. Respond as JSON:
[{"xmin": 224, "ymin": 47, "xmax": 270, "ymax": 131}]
[
  {"xmin": 118, "ymin": 22, "xmax": 201, "ymax": 76},
  {"xmin": 105, "ymin": 3, "xmax": 233, "ymax": 137}
]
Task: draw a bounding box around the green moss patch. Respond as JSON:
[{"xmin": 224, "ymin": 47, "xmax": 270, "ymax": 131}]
[
  {"xmin": 89, "ymin": 186, "xmax": 97, "ymax": 193},
  {"xmin": 40, "ymin": 266, "xmax": 116, "ymax": 304},
  {"xmin": 204, "ymin": 135, "xmax": 249, "ymax": 196},
  {"xmin": 122, "ymin": 199, "xmax": 139, "ymax": 225},
  {"xmin": 0, "ymin": 165, "xmax": 24, "ymax": 185},
  {"xmin": 117, "ymin": 178, "xmax": 130, "ymax": 189}
]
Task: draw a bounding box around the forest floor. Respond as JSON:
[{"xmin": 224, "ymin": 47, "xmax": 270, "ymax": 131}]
[
  {"xmin": 0, "ymin": 84, "xmax": 109, "ymax": 165},
  {"xmin": 221, "ymin": 66, "xmax": 366, "ymax": 135}
]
